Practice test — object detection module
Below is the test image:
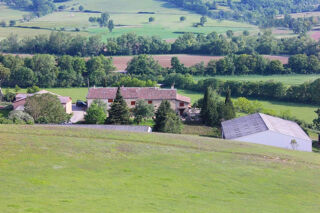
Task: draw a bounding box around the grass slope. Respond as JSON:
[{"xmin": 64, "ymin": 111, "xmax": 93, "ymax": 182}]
[
  {"xmin": 0, "ymin": 125, "xmax": 319, "ymax": 212},
  {"xmin": 0, "ymin": 0, "xmax": 257, "ymax": 39}
]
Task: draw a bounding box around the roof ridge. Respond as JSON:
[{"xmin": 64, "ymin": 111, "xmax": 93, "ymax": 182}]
[{"xmin": 257, "ymin": 113, "xmax": 270, "ymax": 131}]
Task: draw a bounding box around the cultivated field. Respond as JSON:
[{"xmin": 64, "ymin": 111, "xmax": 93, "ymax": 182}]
[
  {"xmin": 0, "ymin": 125, "xmax": 319, "ymax": 212},
  {"xmin": 112, "ymin": 54, "xmax": 289, "ymax": 71},
  {"xmin": 193, "ymin": 74, "xmax": 320, "ymax": 86},
  {"xmin": 0, "ymin": 0, "xmax": 257, "ymax": 40}
]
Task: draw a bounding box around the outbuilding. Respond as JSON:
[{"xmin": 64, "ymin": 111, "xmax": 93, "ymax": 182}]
[{"xmin": 221, "ymin": 113, "xmax": 312, "ymax": 152}]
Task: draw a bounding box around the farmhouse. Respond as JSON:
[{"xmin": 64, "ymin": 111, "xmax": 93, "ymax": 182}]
[
  {"xmin": 87, "ymin": 87, "xmax": 191, "ymax": 115},
  {"xmin": 13, "ymin": 90, "xmax": 73, "ymax": 114},
  {"xmin": 221, "ymin": 113, "xmax": 312, "ymax": 152}
]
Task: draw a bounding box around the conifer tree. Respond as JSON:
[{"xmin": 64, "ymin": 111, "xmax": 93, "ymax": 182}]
[
  {"xmin": 200, "ymin": 87, "xmax": 220, "ymax": 126},
  {"xmin": 106, "ymin": 87, "xmax": 130, "ymax": 124},
  {"xmin": 313, "ymin": 108, "xmax": 320, "ymax": 142},
  {"xmin": 223, "ymin": 88, "xmax": 236, "ymax": 120},
  {"xmin": 153, "ymin": 100, "xmax": 182, "ymax": 133}
]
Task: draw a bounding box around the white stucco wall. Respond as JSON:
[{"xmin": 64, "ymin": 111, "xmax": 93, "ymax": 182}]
[{"xmin": 233, "ymin": 130, "xmax": 312, "ymax": 152}]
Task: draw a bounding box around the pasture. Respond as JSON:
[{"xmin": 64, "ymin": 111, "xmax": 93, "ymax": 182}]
[
  {"xmin": 0, "ymin": 0, "xmax": 257, "ymax": 40},
  {"xmin": 193, "ymin": 74, "xmax": 320, "ymax": 85},
  {"xmin": 0, "ymin": 125, "xmax": 319, "ymax": 212}
]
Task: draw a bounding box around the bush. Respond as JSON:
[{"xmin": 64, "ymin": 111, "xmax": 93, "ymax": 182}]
[
  {"xmin": 8, "ymin": 111, "xmax": 34, "ymax": 124},
  {"xmin": 3, "ymin": 90, "xmax": 15, "ymax": 102},
  {"xmin": 0, "ymin": 117, "xmax": 13, "ymax": 124},
  {"xmin": 84, "ymin": 102, "xmax": 107, "ymax": 124},
  {"xmin": 27, "ymin": 85, "xmax": 40, "ymax": 94},
  {"xmin": 25, "ymin": 93, "xmax": 69, "ymax": 124}
]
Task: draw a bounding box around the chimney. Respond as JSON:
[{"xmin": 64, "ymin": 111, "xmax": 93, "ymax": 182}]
[{"xmin": 171, "ymin": 83, "xmax": 175, "ymax": 89}]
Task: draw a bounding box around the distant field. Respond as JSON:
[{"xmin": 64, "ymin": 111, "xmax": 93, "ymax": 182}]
[
  {"xmin": 193, "ymin": 74, "xmax": 320, "ymax": 86},
  {"xmin": 0, "ymin": 0, "xmax": 258, "ymax": 40},
  {"xmin": 177, "ymin": 89, "xmax": 319, "ymax": 123},
  {"xmin": 0, "ymin": 125, "xmax": 320, "ymax": 212}
]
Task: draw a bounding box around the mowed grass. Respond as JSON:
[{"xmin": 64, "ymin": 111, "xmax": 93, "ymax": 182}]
[
  {"xmin": 0, "ymin": 125, "xmax": 320, "ymax": 212},
  {"xmin": 193, "ymin": 74, "xmax": 320, "ymax": 86},
  {"xmin": 0, "ymin": 0, "xmax": 258, "ymax": 39},
  {"xmin": 177, "ymin": 89, "xmax": 319, "ymax": 123}
]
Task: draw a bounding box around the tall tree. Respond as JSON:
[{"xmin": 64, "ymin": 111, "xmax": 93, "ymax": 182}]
[
  {"xmin": 108, "ymin": 20, "xmax": 114, "ymax": 32},
  {"xmin": 201, "ymin": 87, "xmax": 221, "ymax": 126},
  {"xmin": 106, "ymin": 87, "xmax": 130, "ymax": 124},
  {"xmin": 153, "ymin": 100, "xmax": 182, "ymax": 133},
  {"xmin": 314, "ymin": 108, "xmax": 320, "ymax": 143},
  {"xmin": 223, "ymin": 88, "xmax": 236, "ymax": 120},
  {"xmin": 0, "ymin": 63, "xmax": 10, "ymax": 87}
]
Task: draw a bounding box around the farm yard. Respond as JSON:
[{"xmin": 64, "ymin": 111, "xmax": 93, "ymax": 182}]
[
  {"xmin": 0, "ymin": 125, "xmax": 319, "ymax": 212},
  {"xmin": 6, "ymin": 87, "xmax": 317, "ymax": 124}
]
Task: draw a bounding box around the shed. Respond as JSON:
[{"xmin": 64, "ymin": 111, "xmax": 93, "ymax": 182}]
[{"xmin": 221, "ymin": 113, "xmax": 312, "ymax": 152}]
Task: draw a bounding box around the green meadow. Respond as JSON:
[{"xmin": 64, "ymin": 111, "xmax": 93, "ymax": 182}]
[
  {"xmin": 0, "ymin": 125, "xmax": 319, "ymax": 212},
  {"xmin": 193, "ymin": 74, "xmax": 320, "ymax": 86},
  {"xmin": 0, "ymin": 0, "xmax": 257, "ymax": 40}
]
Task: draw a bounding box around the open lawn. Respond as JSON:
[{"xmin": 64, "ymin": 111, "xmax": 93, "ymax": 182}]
[
  {"xmin": 0, "ymin": 0, "xmax": 257, "ymax": 40},
  {"xmin": 177, "ymin": 89, "xmax": 319, "ymax": 124},
  {"xmin": 193, "ymin": 74, "xmax": 320, "ymax": 86},
  {"xmin": 0, "ymin": 125, "xmax": 319, "ymax": 212}
]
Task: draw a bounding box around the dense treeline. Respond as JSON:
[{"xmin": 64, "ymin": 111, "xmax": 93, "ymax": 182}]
[
  {"xmin": 163, "ymin": 0, "xmax": 318, "ymax": 32},
  {"xmin": 0, "ymin": 54, "xmax": 160, "ymax": 88},
  {"xmin": 1, "ymin": 31, "xmax": 320, "ymax": 56},
  {"xmin": 1, "ymin": 0, "xmax": 56, "ymax": 16}
]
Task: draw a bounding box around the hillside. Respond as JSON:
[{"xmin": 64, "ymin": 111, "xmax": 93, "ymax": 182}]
[
  {"xmin": 0, "ymin": 125, "xmax": 320, "ymax": 212},
  {"xmin": 0, "ymin": 0, "xmax": 257, "ymax": 40}
]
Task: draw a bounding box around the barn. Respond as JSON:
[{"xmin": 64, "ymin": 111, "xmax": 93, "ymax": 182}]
[{"xmin": 221, "ymin": 113, "xmax": 312, "ymax": 152}]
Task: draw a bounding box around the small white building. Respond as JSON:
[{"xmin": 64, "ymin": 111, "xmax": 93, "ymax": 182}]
[{"xmin": 221, "ymin": 113, "xmax": 312, "ymax": 152}]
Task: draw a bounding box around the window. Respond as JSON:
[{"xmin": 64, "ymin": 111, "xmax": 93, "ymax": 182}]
[
  {"xmin": 148, "ymin": 100, "xmax": 153, "ymax": 104},
  {"xmin": 108, "ymin": 99, "xmax": 113, "ymax": 103},
  {"xmin": 131, "ymin": 101, "xmax": 136, "ymax": 106},
  {"xmin": 179, "ymin": 102, "xmax": 184, "ymax": 107}
]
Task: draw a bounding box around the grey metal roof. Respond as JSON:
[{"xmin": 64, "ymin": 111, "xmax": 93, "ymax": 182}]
[{"xmin": 222, "ymin": 113, "xmax": 311, "ymax": 141}]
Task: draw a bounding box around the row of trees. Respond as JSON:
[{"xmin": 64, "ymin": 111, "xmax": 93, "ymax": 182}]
[
  {"xmin": 162, "ymin": 75, "xmax": 320, "ymax": 105},
  {"xmin": 1, "ymin": 30, "xmax": 320, "ymax": 56},
  {"xmin": 85, "ymin": 87, "xmax": 182, "ymax": 133}
]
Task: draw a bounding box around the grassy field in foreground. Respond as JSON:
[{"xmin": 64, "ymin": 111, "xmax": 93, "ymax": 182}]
[
  {"xmin": 193, "ymin": 74, "xmax": 320, "ymax": 86},
  {"xmin": 0, "ymin": 125, "xmax": 319, "ymax": 212},
  {"xmin": 177, "ymin": 89, "xmax": 319, "ymax": 123}
]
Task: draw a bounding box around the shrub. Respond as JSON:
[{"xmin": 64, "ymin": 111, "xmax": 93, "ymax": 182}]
[
  {"xmin": 8, "ymin": 111, "xmax": 34, "ymax": 124},
  {"xmin": 25, "ymin": 93, "xmax": 69, "ymax": 124},
  {"xmin": 85, "ymin": 102, "xmax": 107, "ymax": 124},
  {"xmin": 27, "ymin": 85, "xmax": 40, "ymax": 94},
  {"xmin": 154, "ymin": 100, "xmax": 182, "ymax": 133}
]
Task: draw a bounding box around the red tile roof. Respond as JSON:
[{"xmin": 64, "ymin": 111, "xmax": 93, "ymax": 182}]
[{"xmin": 87, "ymin": 87, "xmax": 191, "ymax": 103}]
